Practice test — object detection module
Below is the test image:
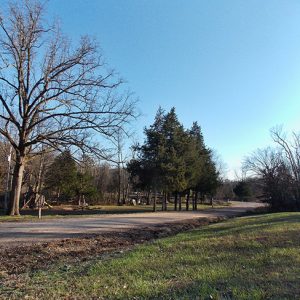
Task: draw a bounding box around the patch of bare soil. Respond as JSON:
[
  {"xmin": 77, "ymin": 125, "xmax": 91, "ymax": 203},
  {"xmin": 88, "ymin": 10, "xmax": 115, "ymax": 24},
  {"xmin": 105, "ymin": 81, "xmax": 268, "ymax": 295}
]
[{"xmin": 0, "ymin": 216, "xmax": 226, "ymax": 286}]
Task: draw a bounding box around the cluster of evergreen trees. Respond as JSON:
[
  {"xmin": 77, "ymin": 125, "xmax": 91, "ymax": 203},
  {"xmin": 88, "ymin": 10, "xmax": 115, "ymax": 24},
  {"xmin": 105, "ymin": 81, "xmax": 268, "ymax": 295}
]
[
  {"xmin": 44, "ymin": 151, "xmax": 97, "ymax": 204},
  {"xmin": 128, "ymin": 107, "xmax": 220, "ymax": 211}
]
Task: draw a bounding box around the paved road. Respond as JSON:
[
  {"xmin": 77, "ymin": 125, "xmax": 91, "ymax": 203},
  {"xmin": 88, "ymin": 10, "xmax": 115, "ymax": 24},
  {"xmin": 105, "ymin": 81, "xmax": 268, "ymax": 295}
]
[{"xmin": 0, "ymin": 201, "xmax": 263, "ymax": 246}]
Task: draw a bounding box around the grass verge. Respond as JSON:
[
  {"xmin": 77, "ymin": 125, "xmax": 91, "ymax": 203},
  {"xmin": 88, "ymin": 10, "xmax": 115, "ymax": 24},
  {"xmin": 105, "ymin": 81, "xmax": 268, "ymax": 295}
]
[{"xmin": 1, "ymin": 212, "xmax": 299, "ymax": 299}]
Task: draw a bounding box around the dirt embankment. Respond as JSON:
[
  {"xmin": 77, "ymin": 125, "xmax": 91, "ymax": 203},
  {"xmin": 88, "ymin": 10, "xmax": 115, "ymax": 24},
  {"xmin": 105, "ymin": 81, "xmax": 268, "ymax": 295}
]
[{"xmin": 0, "ymin": 216, "xmax": 228, "ymax": 277}]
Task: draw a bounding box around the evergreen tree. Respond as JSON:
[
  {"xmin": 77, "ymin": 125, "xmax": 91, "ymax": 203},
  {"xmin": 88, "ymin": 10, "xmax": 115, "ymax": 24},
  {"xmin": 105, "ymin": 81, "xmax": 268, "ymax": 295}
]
[
  {"xmin": 127, "ymin": 107, "xmax": 166, "ymax": 210},
  {"xmin": 189, "ymin": 122, "xmax": 220, "ymax": 207},
  {"xmin": 44, "ymin": 150, "xmax": 77, "ymax": 202},
  {"xmin": 75, "ymin": 172, "xmax": 98, "ymax": 204},
  {"xmin": 183, "ymin": 123, "xmax": 203, "ymax": 210},
  {"xmin": 187, "ymin": 122, "xmax": 205, "ymax": 189},
  {"xmin": 161, "ymin": 108, "xmax": 188, "ymax": 210},
  {"xmin": 128, "ymin": 107, "xmax": 220, "ymax": 211},
  {"xmin": 233, "ymin": 181, "xmax": 252, "ymax": 201}
]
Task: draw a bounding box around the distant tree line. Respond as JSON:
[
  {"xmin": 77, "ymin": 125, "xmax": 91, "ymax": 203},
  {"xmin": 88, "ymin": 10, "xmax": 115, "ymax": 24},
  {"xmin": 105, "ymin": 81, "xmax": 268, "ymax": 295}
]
[
  {"xmin": 0, "ymin": 107, "xmax": 224, "ymax": 211},
  {"xmin": 43, "ymin": 150, "xmax": 130, "ymax": 206},
  {"xmin": 0, "ymin": 144, "xmax": 131, "ymax": 208}
]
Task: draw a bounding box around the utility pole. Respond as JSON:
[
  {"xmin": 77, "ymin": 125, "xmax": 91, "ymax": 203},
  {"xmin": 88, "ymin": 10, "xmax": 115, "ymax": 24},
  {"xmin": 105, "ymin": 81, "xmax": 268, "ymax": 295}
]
[{"xmin": 4, "ymin": 146, "xmax": 12, "ymax": 211}]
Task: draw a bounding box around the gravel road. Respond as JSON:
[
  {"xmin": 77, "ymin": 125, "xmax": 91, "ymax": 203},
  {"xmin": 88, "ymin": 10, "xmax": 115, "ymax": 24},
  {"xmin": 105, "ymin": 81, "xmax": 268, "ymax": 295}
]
[{"xmin": 0, "ymin": 201, "xmax": 264, "ymax": 246}]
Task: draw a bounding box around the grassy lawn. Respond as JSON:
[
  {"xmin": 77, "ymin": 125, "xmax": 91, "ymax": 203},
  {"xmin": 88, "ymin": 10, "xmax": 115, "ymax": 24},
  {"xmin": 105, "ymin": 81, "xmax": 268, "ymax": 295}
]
[
  {"xmin": 2, "ymin": 212, "xmax": 299, "ymax": 299},
  {"xmin": 0, "ymin": 203, "xmax": 226, "ymax": 222}
]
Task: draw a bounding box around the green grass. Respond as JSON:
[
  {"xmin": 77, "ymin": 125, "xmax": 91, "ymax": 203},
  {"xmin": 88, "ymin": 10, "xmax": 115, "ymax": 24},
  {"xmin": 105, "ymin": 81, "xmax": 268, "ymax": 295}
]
[{"xmin": 2, "ymin": 212, "xmax": 299, "ymax": 299}]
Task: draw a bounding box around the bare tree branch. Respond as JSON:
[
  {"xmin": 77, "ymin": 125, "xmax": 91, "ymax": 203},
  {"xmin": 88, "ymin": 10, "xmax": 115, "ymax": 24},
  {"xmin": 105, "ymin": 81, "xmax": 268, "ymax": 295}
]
[{"xmin": 0, "ymin": 0, "xmax": 137, "ymax": 215}]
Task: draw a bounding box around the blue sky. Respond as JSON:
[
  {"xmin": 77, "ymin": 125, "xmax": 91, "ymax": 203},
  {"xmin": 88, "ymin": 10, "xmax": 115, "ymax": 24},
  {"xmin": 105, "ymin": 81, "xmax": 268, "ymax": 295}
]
[{"xmin": 45, "ymin": 0, "xmax": 300, "ymax": 178}]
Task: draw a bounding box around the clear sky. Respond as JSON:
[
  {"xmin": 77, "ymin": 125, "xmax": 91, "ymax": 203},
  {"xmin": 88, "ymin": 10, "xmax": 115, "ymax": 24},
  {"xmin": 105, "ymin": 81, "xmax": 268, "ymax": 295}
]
[{"xmin": 45, "ymin": 0, "xmax": 300, "ymax": 178}]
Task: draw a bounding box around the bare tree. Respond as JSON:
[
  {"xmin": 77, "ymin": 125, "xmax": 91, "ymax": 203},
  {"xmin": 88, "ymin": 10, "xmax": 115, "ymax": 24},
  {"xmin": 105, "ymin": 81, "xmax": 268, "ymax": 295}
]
[
  {"xmin": 0, "ymin": 1, "xmax": 136, "ymax": 215},
  {"xmin": 270, "ymin": 127, "xmax": 300, "ymax": 208},
  {"xmin": 113, "ymin": 128, "xmax": 130, "ymax": 205},
  {"xmin": 244, "ymin": 129, "xmax": 300, "ymax": 211},
  {"xmin": 243, "ymin": 147, "xmax": 282, "ymax": 208},
  {"xmin": 243, "ymin": 147, "xmax": 283, "ymax": 179},
  {"xmin": 270, "ymin": 127, "xmax": 300, "ymax": 197},
  {"xmin": 211, "ymin": 150, "xmax": 228, "ymax": 182}
]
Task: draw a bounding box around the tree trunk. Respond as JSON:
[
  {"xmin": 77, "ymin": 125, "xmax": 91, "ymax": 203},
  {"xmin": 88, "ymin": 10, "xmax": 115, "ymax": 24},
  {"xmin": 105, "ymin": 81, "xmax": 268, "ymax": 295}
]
[
  {"xmin": 186, "ymin": 190, "xmax": 190, "ymax": 211},
  {"xmin": 195, "ymin": 191, "xmax": 198, "ymax": 210},
  {"xmin": 146, "ymin": 191, "xmax": 151, "ymax": 205},
  {"xmin": 122, "ymin": 164, "xmax": 127, "ymax": 205},
  {"xmin": 178, "ymin": 194, "xmax": 182, "ymax": 211},
  {"xmin": 201, "ymin": 194, "xmax": 204, "ymax": 204},
  {"xmin": 117, "ymin": 165, "xmax": 122, "ymax": 205},
  {"xmin": 9, "ymin": 154, "xmax": 25, "ymax": 216},
  {"xmin": 56, "ymin": 188, "xmax": 61, "ymax": 205},
  {"xmin": 32, "ymin": 153, "xmax": 45, "ymax": 207},
  {"xmin": 163, "ymin": 192, "xmax": 168, "ymax": 211},
  {"xmin": 166, "ymin": 193, "xmax": 170, "ymax": 211},
  {"xmin": 174, "ymin": 192, "xmax": 178, "ymax": 211},
  {"xmin": 192, "ymin": 191, "xmax": 195, "ymax": 210},
  {"xmin": 153, "ymin": 189, "xmax": 157, "ymax": 212},
  {"xmin": 123, "ymin": 182, "xmax": 129, "ymax": 205},
  {"xmin": 35, "ymin": 153, "xmax": 44, "ymax": 194}
]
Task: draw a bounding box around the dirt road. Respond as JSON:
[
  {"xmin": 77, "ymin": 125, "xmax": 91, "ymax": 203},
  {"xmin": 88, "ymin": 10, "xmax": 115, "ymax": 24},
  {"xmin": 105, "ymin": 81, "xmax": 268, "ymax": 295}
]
[{"xmin": 0, "ymin": 201, "xmax": 263, "ymax": 246}]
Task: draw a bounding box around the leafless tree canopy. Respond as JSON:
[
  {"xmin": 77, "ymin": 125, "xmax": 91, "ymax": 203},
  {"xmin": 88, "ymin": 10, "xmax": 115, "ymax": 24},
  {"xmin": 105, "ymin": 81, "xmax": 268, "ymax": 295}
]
[
  {"xmin": 243, "ymin": 127, "xmax": 300, "ymax": 211},
  {"xmin": 0, "ymin": 1, "xmax": 137, "ymax": 215}
]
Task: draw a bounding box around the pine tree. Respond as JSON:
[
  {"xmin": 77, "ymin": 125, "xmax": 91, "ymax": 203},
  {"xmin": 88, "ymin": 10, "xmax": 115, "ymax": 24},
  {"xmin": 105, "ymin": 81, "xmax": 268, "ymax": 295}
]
[
  {"xmin": 161, "ymin": 108, "xmax": 188, "ymax": 210},
  {"xmin": 44, "ymin": 150, "xmax": 77, "ymax": 203},
  {"xmin": 128, "ymin": 108, "xmax": 220, "ymax": 212},
  {"xmin": 75, "ymin": 172, "xmax": 97, "ymax": 205},
  {"xmin": 127, "ymin": 107, "xmax": 166, "ymax": 211},
  {"xmin": 233, "ymin": 181, "xmax": 252, "ymax": 201},
  {"xmin": 189, "ymin": 122, "xmax": 219, "ymax": 208}
]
